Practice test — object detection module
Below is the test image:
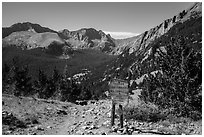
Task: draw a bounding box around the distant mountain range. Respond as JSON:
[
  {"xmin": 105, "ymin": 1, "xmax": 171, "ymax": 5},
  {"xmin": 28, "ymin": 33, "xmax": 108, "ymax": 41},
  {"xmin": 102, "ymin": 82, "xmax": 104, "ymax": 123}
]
[
  {"xmin": 2, "ymin": 2, "xmax": 202, "ymax": 91},
  {"xmin": 2, "ymin": 2, "xmax": 202, "ymax": 56},
  {"xmin": 2, "ymin": 22, "xmax": 116, "ymax": 53}
]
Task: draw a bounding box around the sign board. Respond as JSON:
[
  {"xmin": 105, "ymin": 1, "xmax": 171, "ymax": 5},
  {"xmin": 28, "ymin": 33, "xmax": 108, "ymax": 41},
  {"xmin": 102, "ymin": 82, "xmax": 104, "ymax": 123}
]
[{"xmin": 109, "ymin": 79, "xmax": 129, "ymax": 104}]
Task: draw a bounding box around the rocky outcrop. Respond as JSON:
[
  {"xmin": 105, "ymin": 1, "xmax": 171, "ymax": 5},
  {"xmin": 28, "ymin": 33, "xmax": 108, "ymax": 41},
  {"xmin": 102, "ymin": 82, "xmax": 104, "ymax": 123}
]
[
  {"xmin": 99, "ymin": 2, "xmax": 202, "ymax": 88},
  {"xmin": 58, "ymin": 28, "xmax": 116, "ymax": 53},
  {"xmin": 111, "ymin": 2, "xmax": 202, "ymax": 55}
]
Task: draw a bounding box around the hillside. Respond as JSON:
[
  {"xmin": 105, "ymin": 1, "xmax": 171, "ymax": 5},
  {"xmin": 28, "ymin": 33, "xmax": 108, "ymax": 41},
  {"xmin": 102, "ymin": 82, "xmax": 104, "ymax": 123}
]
[
  {"xmin": 2, "ymin": 46, "xmax": 116, "ymax": 81},
  {"xmin": 3, "ymin": 30, "xmax": 66, "ymax": 49},
  {"xmin": 101, "ymin": 2, "xmax": 202, "ymax": 84},
  {"xmin": 111, "ymin": 2, "xmax": 202, "ymax": 55},
  {"xmin": 3, "ymin": 24, "xmax": 116, "ymax": 53},
  {"xmin": 58, "ymin": 28, "xmax": 116, "ymax": 53},
  {"xmin": 2, "ymin": 22, "xmax": 57, "ymax": 38}
]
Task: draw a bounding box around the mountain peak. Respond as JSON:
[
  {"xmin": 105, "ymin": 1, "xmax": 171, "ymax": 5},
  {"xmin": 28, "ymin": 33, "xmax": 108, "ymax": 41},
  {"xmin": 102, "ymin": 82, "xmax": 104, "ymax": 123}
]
[{"xmin": 3, "ymin": 22, "xmax": 56, "ymax": 38}]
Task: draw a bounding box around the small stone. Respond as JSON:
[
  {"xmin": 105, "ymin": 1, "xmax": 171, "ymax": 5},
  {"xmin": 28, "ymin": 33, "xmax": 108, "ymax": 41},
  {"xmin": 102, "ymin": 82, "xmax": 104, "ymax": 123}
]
[
  {"xmin": 127, "ymin": 129, "xmax": 134, "ymax": 135},
  {"xmin": 124, "ymin": 122, "xmax": 128, "ymax": 127},
  {"xmin": 87, "ymin": 131, "xmax": 94, "ymax": 135},
  {"xmin": 101, "ymin": 132, "xmax": 107, "ymax": 135},
  {"xmin": 129, "ymin": 125, "xmax": 135, "ymax": 130},
  {"xmin": 75, "ymin": 130, "xmax": 82, "ymax": 134},
  {"xmin": 118, "ymin": 128, "xmax": 125, "ymax": 132},
  {"xmin": 111, "ymin": 127, "xmax": 117, "ymax": 132},
  {"xmin": 190, "ymin": 123, "xmax": 194, "ymax": 126},
  {"xmin": 70, "ymin": 129, "xmax": 74, "ymax": 132},
  {"xmin": 122, "ymin": 129, "xmax": 128, "ymax": 134},
  {"xmin": 132, "ymin": 130, "xmax": 140, "ymax": 135},
  {"xmin": 47, "ymin": 126, "xmax": 52, "ymax": 129},
  {"xmin": 57, "ymin": 109, "xmax": 67, "ymax": 115},
  {"xmin": 35, "ymin": 126, "xmax": 44, "ymax": 131},
  {"xmin": 46, "ymin": 107, "xmax": 52, "ymax": 110},
  {"xmin": 81, "ymin": 126, "xmax": 89, "ymax": 130},
  {"xmin": 94, "ymin": 116, "xmax": 98, "ymax": 119},
  {"xmin": 6, "ymin": 130, "xmax": 12, "ymax": 134},
  {"xmin": 107, "ymin": 112, "xmax": 111, "ymax": 118},
  {"xmin": 90, "ymin": 125, "xmax": 98, "ymax": 129},
  {"xmin": 117, "ymin": 130, "xmax": 122, "ymax": 134},
  {"xmin": 102, "ymin": 120, "xmax": 109, "ymax": 125}
]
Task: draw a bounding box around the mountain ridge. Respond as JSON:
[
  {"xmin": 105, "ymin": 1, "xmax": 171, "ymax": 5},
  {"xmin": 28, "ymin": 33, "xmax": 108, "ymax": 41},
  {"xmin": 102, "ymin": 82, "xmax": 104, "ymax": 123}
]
[
  {"xmin": 111, "ymin": 2, "xmax": 202, "ymax": 55},
  {"xmin": 100, "ymin": 2, "xmax": 202, "ymax": 86},
  {"xmin": 3, "ymin": 22, "xmax": 57, "ymax": 38},
  {"xmin": 58, "ymin": 28, "xmax": 116, "ymax": 53},
  {"xmin": 3, "ymin": 23, "xmax": 116, "ymax": 53},
  {"xmin": 3, "ymin": 2, "xmax": 201, "ymax": 54}
]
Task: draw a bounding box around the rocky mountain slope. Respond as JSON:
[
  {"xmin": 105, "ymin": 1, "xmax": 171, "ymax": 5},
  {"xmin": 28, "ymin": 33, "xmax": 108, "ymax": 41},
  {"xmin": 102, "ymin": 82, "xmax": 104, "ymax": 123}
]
[
  {"xmin": 2, "ymin": 22, "xmax": 72, "ymax": 58},
  {"xmin": 58, "ymin": 28, "xmax": 116, "ymax": 53},
  {"xmin": 2, "ymin": 22, "xmax": 57, "ymax": 38},
  {"xmin": 3, "ymin": 24, "xmax": 116, "ymax": 53},
  {"xmin": 3, "ymin": 29, "xmax": 66, "ymax": 49},
  {"xmin": 2, "ymin": 3, "xmax": 201, "ymax": 55},
  {"xmin": 111, "ymin": 2, "xmax": 202, "ymax": 55},
  {"xmin": 100, "ymin": 2, "xmax": 202, "ymax": 83}
]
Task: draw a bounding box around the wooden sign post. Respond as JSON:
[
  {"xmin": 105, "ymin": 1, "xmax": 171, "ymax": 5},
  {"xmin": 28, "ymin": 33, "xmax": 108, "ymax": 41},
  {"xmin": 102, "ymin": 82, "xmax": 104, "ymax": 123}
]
[
  {"xmin": 111, "ymin": 100, "xmax": 115, "ymax": 126},
  {"xmin": 109, "ymin": 79, "xmax": 129, "ymax": 128},
  {"xmin": 119, "ymin": 104, "xmax": 123, "ymax": 128}
]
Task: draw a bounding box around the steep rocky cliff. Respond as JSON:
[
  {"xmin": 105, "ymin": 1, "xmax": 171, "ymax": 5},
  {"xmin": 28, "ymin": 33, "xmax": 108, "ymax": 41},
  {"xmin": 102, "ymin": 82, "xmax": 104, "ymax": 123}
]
[
  {"xmin": 111, "ymin": 2, "xmax": 202, "ymax": 55},
  {"xmin": 96, "ymin": 2, "xmax": 202, "ymax": 87}
]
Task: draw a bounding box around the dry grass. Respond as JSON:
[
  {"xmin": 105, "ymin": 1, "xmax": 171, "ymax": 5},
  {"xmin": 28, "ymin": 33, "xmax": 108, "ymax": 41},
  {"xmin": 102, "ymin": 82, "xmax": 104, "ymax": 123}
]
[{"xmin": 124, "ymin": 101, "xmax": 166, "ymax": 122}]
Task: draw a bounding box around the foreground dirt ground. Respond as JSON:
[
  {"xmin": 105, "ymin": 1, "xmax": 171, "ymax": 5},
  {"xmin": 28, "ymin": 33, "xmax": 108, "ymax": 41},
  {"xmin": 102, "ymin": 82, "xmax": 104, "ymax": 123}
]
[{"xmin": 2, "ymin": 94, "xmax": 202, "ymax": 135}]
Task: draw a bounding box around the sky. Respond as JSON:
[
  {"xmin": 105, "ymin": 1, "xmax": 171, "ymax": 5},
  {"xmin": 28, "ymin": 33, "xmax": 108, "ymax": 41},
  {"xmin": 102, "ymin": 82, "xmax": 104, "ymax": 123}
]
[{"xmin": 2, "ymin": 2, "xmax": 193, "ymax": 39}]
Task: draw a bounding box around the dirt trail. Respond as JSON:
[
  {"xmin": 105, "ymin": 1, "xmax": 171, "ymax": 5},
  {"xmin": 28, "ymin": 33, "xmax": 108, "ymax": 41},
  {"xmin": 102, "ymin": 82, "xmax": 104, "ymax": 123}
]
[{"xmin": 2, "ymin": 94, "xmax": 202, "ymax": 135}]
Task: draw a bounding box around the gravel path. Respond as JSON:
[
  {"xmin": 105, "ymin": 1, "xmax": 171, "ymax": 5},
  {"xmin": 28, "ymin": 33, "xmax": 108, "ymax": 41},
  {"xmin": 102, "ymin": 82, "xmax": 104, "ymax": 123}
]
[{"xmin": 2, "ymin": 94, "xmax": 202, "ymax": 135}]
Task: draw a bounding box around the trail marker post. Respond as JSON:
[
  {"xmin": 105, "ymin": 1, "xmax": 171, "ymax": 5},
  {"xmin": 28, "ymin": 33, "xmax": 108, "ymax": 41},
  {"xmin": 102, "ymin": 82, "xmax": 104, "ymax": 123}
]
[
  {"xmin": 109, "ymin": 79, "xmax": 129, "ymax": 128},
  {"xmin": 111, "ymin": 100, "xmax": 115, "ymax": 126},
  {"xmin": 119, "ymin": 104, "xmax": 123, "ymax": 128}
]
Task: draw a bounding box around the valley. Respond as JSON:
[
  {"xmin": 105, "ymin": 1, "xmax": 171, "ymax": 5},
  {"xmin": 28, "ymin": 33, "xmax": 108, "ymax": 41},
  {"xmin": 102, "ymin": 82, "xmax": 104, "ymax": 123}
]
[{"xmin": 2, "ymin": 2, "xmax": 202, "ymax": 135}]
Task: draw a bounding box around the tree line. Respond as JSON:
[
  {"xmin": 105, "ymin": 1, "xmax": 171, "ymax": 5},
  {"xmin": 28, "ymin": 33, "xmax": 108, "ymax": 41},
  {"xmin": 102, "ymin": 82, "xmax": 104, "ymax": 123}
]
[
  {"xmin": 138, "ymin": 17, "xmax": 202, "ymax": 120},
  {"xmin": 2, "ymin": 59, "xmax": 95, "ymax": 103}
]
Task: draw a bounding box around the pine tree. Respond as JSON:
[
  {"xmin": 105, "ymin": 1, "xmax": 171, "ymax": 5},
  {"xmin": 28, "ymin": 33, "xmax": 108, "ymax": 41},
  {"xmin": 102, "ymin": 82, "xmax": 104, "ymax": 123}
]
[
  {"xmin": 13, "ymin": 65, "xmax": 32, "ymax": 96},
  {"xmin": 59, "ymin": 64, "xmax": 71, "ymax": 101},
  {"xmin": 43, "ymin": 67, "xmax": 61, "ymax": 99},
  {"xmin": 139, "ymin": 17, "xmax": 202, "ymax": 119},
  {"xmin": 2, "ymin": 63, "xmax": 11, "ymax": 93},
  {"xmin": 34, "ymin": 69, "xmax": 48, "ymax": 98}
]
